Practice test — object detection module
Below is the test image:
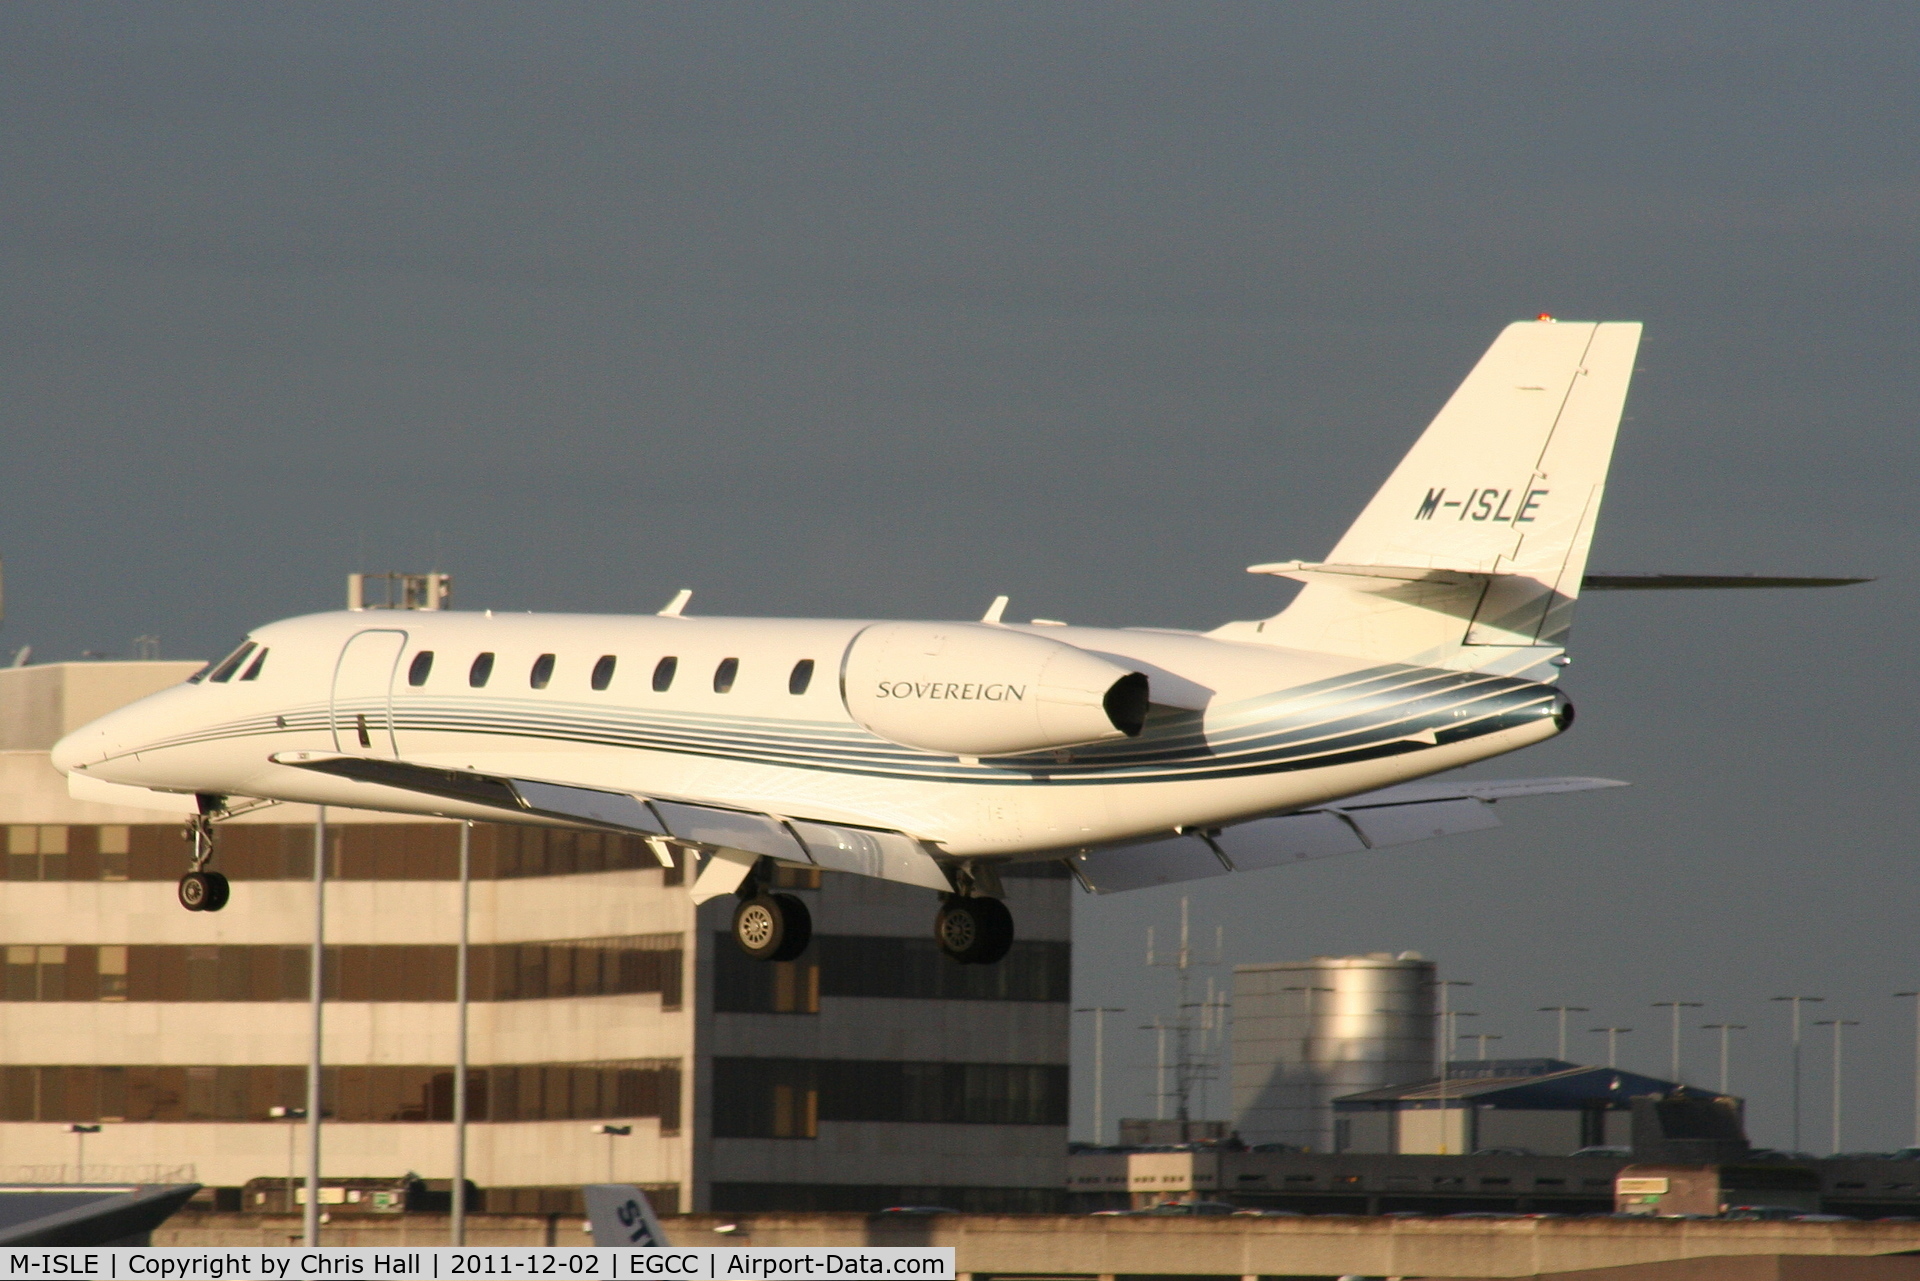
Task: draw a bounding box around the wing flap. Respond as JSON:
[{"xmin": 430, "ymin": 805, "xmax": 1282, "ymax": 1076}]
[{"xmin": 1073, "ymin": 775, "xmax": 1623, "ymax": 894}]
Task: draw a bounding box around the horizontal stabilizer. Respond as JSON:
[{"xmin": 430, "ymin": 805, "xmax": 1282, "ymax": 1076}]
[
  {"xmin": 1071, "ymin": 775, "xmax": 1625, "ymax": 894},
  {"xmin": 1581, "ymin": 573, "xmax": 1872, "ymax": 590}
]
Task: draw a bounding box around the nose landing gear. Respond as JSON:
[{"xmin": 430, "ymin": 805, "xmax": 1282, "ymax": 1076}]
[
  {"xmin": 935, "ymin": 895, "xmax": 1013, "ymax": 965},
  {"xmin": 178, "ymin": 814, "xmax": 230, "ymax": 913}
]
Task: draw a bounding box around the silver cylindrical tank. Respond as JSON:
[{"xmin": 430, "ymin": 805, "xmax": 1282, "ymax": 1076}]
[{"xmin": 1230, "ymin": 952, "xmax": 1435, "ymax": 1151}]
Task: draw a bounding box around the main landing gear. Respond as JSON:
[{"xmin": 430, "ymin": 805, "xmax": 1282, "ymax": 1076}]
[
  {"xmin": 731, "ymin": 890, "xmax": 813, "ymax": 962},
  {"xmin": 935, "ymin": 895, "xmax": 1013, "ymax": 966},
  {"xmin": 721, "ymin": 860, "xmax": 1016, "ymax": 967},
  {"xmin": 178, "ymin": 814, "xmax": 230, "ymax": 913}
]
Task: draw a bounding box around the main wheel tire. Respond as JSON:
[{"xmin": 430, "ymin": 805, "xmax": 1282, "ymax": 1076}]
[
  {"xmin": 768, "ymin": 893, "xmax": 812, "ymax": 962},
  {"xmin": 201, "ymin": 871, "xmax": 231, "ymax": 912},
  {"xmin": 935, "ymin": 896, "xmax": 1015, "ymax": 965},
  {"xmin": 733, "ymin": 893, "xmax": 812, "ymax": 962},
  {"xmin": 178, "ymin": 871, "xmax": 213, "ymax": 911}
]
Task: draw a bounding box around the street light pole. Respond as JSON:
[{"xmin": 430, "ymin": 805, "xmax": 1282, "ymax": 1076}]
[
  {"xmin": 1074, "ymin": 1006, "xmax": 1125, "ymax": 1145},
  {"xmin": 1651, "ymin": 1002, "xmax": 1704, "ymax": 1083},
  {"xmin": 1771, "ymin": 996, "xmax": 1825, "ymax": 1153},
  {"xmin": 591, "ymin": 1124, "xmax": 632, "ymax": 1183},
  {"xmin": 269, "ymin": 1107, "xmax": 306, "ymax": 1212},
  {"xmin": 1427, "ymin": 980, "xmax": 1472, "ymax": 1157},
  {"xmin": 1700, "ymin": 1025, "xmax": 1746, "ymax": 1095},
  {"xmin": 1590, "ymin": 1027, "xmax": 1632, "ymax": 1069},
  {"xmin": 1538, "ymin": 1006, "xmax": 1589, "ymax": 1062},
  {"xmin": 305, "ymin": 807, "xmax": 328, "ymax": 1247},
  {"xmin": 1895, "ymin": 992, "xmax": 1920, "ymax": 1148},
  {"xmin": 452, "ymin": 822, "xmax": 471, "ymax": 1245},
  {"xmin": 1461, "ymin": 1032, "xmax": 1502, "ymax": 1061},
  {"xmin": 67, "ymin": 1123, "xmax": 101, "ymax": 1182},
  {"xmin": 1813, "ymin": 1020, "xmax": 1860, "ymax": 1156}
]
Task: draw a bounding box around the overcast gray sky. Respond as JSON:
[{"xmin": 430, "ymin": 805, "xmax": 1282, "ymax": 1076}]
[{"xmin": 3, "ymin": 4, "xmax": 1916, "ymax": 1153}]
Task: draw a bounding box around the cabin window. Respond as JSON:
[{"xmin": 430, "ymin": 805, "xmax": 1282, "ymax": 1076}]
[
  {"xmin": 530, "ymin": 654, "xmax": 556, "ymax": 690},
  {"xmin": 239, "ymin": 649, "xmax": 269, "ymax": 681},
  {"xmin": 469, "ymin": 653, "xmax": 494, "ymax": 687},
  {"xmin": 713, "ymin": 658, "xmax": 739, "ymax": 694},
  {"xmin": 407, "ymin": 652, "xmax": 434, "ymax": 687},
  {"xmin": 652, "ymin": 657, "xmax": 677, "ymax": 692},
  {"xmin": 206, "ymin": 642, "xmax": 256, "ymax": 684},
  {"xmin": 591, "ymin": 655, "xmax": 617, "ymax": 691},
  {"xmin": 788, "ymin": 659, "xmax": 814, "ymax": 695}
]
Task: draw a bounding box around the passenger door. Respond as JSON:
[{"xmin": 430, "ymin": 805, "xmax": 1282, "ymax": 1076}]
[{"xmin": 331, "ymin": 630, "xmax": 407, "ymax": 756}]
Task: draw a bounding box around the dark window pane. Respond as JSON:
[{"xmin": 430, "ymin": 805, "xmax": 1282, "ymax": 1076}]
[
  {"xmin": 200, "ymin": 640, "xmax": 254, "ymax": 684},
  {"xmin": 591, "ymin": 655, "xmax": 617, "ymax": 691},
  {"xmin": 240, "ymin": 649, "xmax": 269, "ymax": 681},
  {"xmin": 469, "ymin": 653, "xmax": 495, "ymax": 687},
  {"xmin": 408, "ymin": 652, "xmax": 434, "ymax": 687},
  {"xmin": 788, "ymin": 659, "xmax": 814, "ymax": 695},
  {"xmin": 530, "ymin": 654, "xmax": 555, "ymax": 689},
  {"xmin": 713, "ymin": 658, "xmax": 739, "ymax": 693},
  {"xmin": 652, "ymin": 657, "xmax": 677, "ymax": 692}
]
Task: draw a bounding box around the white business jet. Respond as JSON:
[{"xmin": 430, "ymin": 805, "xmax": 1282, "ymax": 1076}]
[{"xmin": 50, "ymin": 319, "xmax": 1863, "ymax": 965}]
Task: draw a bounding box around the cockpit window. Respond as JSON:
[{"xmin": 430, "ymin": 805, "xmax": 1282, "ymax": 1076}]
[
  {"xmin": 239, "ymin": 649, "xmax": 269, "ymax": 681},
  {"xmin": 408, "ymin": 652, "xmax": 434, "ymax": 687},
  {"xmin": 206, "ymin": 641, "xmax": 257, "ymax": 684}
]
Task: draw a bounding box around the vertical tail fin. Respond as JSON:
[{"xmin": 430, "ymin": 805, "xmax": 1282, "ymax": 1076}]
[{"xmin": 1221, "ymin": 319, "xmax": 1643, "ymax": 678}]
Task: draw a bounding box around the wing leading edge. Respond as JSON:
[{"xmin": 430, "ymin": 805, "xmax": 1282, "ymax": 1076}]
[{"xmin": 266, "ymin": 751, "xmax": 953, "ymax": 899}]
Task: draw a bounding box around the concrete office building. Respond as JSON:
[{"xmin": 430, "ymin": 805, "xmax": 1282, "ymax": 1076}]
[
  {"xmin": 1232, "ymin": 953, "xmax": 1435, "ymax": 1151},
  {"xmin": 0, "ymin": 658, "xmax": 1070, "ymax": 1212}
]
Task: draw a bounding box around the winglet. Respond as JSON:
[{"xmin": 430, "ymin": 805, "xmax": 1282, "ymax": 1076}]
[
  {"xmin": 657, "ymin": 589, "xmax": 693, "ymax": 618},
  {"xmin": 981, "ymin": 595, "xmax": 1010, "ymax": 624}
]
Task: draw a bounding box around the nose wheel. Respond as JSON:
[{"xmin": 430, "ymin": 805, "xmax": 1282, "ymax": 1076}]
[
  {"xmin": 935, "ymin": 895, "xmax": 1013, "ymax": 965},
  {"xmin": 731, "ymin": 892, "xmax": 812, "ymax": 962},
  {"xmin": 178, "ymin": 814, "xmax": 230, "ymax": 912},
  {"xmin": 178, "ymin": 870, "xmax": 230, "ymax": 912}
]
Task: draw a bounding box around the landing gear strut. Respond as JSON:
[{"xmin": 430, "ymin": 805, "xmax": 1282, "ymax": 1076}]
[
  {"xmin": 731, "ymin": 890, "xmax": 812, "ymax": 962},
  {"xmin": 178, "ymin": 814, "xmax": 230, "ymax": 912},
  {"xmin": 935, "ymin": 895, "xmax": 1013, "ymax": 965}
]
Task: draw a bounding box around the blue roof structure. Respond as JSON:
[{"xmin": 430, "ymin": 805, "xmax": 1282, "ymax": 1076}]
[{"xmin": 1333, "ymin": 1059, "xmax": 1730, "ymax": 1112}]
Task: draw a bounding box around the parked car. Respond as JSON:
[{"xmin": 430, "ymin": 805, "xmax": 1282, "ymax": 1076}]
[{"xmin": 1143, "ymin": 1200, "xmax": 1238, "ymax": 1216}]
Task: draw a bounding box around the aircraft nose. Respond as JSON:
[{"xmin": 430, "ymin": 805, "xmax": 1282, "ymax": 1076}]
[{"xmin": 50, "ymin": 726, "xmax": 97, "ymax": 775}]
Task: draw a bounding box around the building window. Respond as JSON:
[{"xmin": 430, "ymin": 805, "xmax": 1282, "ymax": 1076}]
[
  {"xmin": 591, "ymin": 655, "xmax": 617, "ymax": 691},
  {"xmin": 713, "ymin": 658, "xmax": 738, "ymax": 693},
  {"xmin": 716, "ymin": 933, "xmax": 1069, "ymax": 1006},
  {"xmin": 652, "ymin": 657, "xmax": 677, "ymax": 692},
  {"xmin": 6, "ymin": 823, "xmax": 684, "ymax": 886},
  {"xmin": 469, "ymin": 653, "xmax": 495, "ymax": 687},
  {"xmin": 408, "ymin": 652, "xmax": 434, "ymax": 686},
  {"xmin": 530, "ymin": 654, "xmax": 555, "ymax": 689},
  {"xmin": 788, "ymin": 660, "xmax": 814, "ymax": 695},
  {"xmin": 240, "ymin": 649, "xmax": 269, "ymax": 681},
  {"xmin": 0, "ymin": 1060, "xmax": 680, "ymax": 1128},
  {"xmin": 710, "ymin": 1058, "xmax": 1067, "ymax": 1134}
]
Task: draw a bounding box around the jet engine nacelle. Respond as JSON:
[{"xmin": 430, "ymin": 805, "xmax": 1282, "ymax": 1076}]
[{"xmin": 842, "ymin": 622, "xmax": 1149, "ymax": 757}]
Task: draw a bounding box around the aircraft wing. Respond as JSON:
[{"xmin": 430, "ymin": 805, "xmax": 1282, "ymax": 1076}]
[
  {"xmin": 267, "ymin": 751, "xmax": 955, "ymax": 899},
  {"xmin": 1070, "ymin": 776, "xmax": 1625, "ymax": 894}
]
